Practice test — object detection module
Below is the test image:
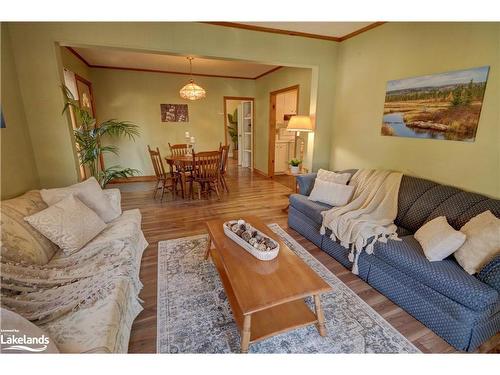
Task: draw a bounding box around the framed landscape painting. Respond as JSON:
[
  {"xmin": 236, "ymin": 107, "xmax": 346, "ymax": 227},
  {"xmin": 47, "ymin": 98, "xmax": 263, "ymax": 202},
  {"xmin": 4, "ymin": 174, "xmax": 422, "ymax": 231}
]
[{"xmin": 381, "ymin": 66, "xmax": 489, "ymax": 142}]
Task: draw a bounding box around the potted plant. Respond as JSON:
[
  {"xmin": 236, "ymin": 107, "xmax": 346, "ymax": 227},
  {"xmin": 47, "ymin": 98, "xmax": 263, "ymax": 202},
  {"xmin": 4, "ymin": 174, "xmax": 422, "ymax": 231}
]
[
  {"xmin": 227, "ymin": 109, "xmax": 238, "ymax": 159},
  {"xmin": 289, "ymin": 158, "xmax": 302, "ymax": 174},
  {"xmin": 61, "ymin": 85, "xmax": 140, "ymax": 187}
]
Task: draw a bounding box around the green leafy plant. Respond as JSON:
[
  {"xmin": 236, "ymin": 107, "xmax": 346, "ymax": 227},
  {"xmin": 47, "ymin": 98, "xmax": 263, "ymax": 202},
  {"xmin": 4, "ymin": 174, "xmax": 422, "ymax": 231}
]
[
  {"xmin": 61, "ymin": 85, "xmax": 140, "ymax": 187},
  {"xmin": 227, "ymin": 108, "xmax": 238, "ymax": 150},
  {"xmin": 289, "ymin": 158, "xmax": 302, "ymax": 167}
]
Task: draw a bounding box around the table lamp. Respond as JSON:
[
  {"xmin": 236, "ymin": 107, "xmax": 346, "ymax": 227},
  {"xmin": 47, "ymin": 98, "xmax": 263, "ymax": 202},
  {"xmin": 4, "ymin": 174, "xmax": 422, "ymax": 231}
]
[{"xmin": 286, "ymin": 115, "xmax": 314, "ymax": 169}]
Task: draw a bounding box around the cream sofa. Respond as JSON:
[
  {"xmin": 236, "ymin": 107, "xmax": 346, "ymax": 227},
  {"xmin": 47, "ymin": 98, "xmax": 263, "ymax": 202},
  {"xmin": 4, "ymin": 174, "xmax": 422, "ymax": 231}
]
[{"xmin": 0, "ymin": 188, "xmax": 147, "ymax": 353}]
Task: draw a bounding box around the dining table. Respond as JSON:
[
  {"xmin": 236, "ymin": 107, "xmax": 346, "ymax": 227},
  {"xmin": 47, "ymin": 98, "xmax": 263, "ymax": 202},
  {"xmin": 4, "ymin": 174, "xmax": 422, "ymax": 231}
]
[
  {"xmin": 165, "ymin": 154, "xmax": 195, "ymax": 199},
  {"xmin": 165, "ymin": 154, "xmax": 195, "ymax": 171}
]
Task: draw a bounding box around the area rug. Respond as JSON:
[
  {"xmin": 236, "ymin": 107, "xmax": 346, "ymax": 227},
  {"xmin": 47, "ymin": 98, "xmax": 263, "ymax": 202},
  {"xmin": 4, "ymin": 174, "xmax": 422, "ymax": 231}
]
[{"xmin": 157, "ymin": 224, "xmax": 420, "ymax": 353}]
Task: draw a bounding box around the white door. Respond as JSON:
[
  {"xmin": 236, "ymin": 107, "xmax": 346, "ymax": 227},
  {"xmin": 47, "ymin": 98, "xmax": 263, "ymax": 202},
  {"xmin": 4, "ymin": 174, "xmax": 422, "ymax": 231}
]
[{"xmin": 237, "ymin": 103, "xmax": 243, "ymax": 166}]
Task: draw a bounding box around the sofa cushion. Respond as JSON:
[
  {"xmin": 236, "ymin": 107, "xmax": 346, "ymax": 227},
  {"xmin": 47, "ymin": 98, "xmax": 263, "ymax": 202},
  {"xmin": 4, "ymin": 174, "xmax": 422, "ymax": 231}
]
[
  {"xmin": 372, "ymin": 236, "xmax": 498, "ymax": 311},
  {"xmin": 1, "ymin": 191, "xmax": 59, "ymax": 265},
  {"xmin": 477, "ymin": 256, "xmax": 500, "ymax": 293},
  {"xmin": 395, "ymin": 175, "xmax": 500, "ymax": 233},
  {"xmin": 289, "ymin": 194, "xmax": 332, "ymax": 225}
]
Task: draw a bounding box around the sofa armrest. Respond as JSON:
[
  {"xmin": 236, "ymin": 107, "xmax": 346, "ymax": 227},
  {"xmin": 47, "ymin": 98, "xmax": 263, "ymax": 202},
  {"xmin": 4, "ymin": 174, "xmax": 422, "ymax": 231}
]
[
  {"xmin": 103, "ymin": 188, "xmax": 122, "ymax": 218},
  {"xmin": 296, "ymin": 173, "xmax": 317, "ymax": 196},
  {"xmin": 477, "ymin": 255, "xmax": 500, "ymax": 293}
]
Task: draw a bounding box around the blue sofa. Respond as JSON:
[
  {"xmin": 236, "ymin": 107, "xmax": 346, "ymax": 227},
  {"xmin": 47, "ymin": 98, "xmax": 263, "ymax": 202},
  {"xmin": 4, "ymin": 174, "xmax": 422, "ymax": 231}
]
[{"xmin": 288, "ymin": 171, "xmax": 500, "ymax": 352}]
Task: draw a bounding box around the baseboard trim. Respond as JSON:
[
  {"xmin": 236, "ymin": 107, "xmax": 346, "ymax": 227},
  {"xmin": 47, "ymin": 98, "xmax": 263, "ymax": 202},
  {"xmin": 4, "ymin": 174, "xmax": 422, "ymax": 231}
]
[
  {"xmin": 110, "ymin": 175, "xmax": 156, "ymax": 183},
  {"xmin": 253, "ymin": 168, "xmax": 269, "ymax": 178}
]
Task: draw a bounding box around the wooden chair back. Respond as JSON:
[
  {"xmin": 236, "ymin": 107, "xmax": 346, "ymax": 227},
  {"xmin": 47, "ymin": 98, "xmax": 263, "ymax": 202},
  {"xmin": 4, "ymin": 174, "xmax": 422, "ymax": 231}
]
[
  {"xmin": 168, "ymin": 143, "xmax": 189, "ymax": 157},
  {"xmin": 193, "ymin": 150, "xmax": 222, "ymax": 181},
  {"xmin": 148, "ymin": 145, "xmax": 167, "ymax": 179},
  {"xmin": 219, "ymin": 143, "xmax": 230, "ymax": 174}
]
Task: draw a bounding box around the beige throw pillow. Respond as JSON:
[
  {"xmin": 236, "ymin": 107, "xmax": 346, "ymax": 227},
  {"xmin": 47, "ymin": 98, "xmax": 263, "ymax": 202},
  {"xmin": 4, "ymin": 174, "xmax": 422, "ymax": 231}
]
[
  {"xmin": 0, "ymin": 191, "xmax": 59, "ymax": 265},
  {"xmin": 40, "ymin": 177, "xmax": 118, "ymax": 223},
  {"xmin": 415, "ymin": 216, "xmax": 466, "ymax": 262},
  {"xmin": 316, "ymin": 169, "xmax": 351, "ymax": 185},
  {"xmin": 454, "ymin": 211, "xmax": 500, "ymax": 274},
  {"xmin": 308, "ymin": 179, "xmax": 355, "ymax": 206},
  {"xmin": 24, "ymin": 195, "xmax": 106, "ymax": 255}
]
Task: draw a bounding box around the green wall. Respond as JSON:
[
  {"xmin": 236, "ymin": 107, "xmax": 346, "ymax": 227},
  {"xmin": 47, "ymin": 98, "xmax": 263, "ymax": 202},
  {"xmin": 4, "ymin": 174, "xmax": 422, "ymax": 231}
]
[
  {"xmin": 6, "ymin": 22, "xmax": 337, "ymax": 188},
  {"xmin": 91, "ymin": 68, "xmax": 255, "ymax": 175},
  {"xmin": 4, "ymin": 22, "xmax": 499, "ymax": 197},
  {"xmin": 254, "ymin": 66, "xmax": 312, "ymax": 174},
  {"xmin": 331, "ymin": 22, "xmax": 500, "ymax": 197},
  {"xmin": 0, "ymin": 24, "xmax": 40, "ymax": 199}
]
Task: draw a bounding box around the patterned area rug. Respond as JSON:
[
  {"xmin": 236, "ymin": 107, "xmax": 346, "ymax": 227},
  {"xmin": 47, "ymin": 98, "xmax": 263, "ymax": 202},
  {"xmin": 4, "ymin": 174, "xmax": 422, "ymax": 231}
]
[{"xmin": 157, "ymin": 224, "xmax": 420, "ymax": 353}]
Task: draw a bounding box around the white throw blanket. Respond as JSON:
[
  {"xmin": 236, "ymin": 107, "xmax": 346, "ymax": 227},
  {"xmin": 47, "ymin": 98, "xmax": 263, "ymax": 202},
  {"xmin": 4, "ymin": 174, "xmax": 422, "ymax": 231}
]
[{"xmin": 320, "ymin": 169, "xmax": 403, "ymax": 274}]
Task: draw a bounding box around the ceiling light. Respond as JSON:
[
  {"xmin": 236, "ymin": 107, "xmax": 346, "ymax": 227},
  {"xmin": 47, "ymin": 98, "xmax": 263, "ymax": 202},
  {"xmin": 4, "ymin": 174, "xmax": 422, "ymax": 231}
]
[{"xmin": 179, "ymin": 57, "xmax": 206, "ymax": 101}]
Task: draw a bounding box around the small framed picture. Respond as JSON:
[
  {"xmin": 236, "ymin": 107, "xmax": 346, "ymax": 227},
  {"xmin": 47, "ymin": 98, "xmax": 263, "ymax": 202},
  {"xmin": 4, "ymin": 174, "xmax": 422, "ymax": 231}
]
[{"xmin": 161, "ymin": 104, "xmax": 189, "ymax": 122}]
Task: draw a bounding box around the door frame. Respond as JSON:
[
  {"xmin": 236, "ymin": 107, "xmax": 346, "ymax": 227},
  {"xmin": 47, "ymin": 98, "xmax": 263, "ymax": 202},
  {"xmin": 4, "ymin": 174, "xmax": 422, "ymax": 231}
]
[
  {"xmin": 268, "ymin": 85, "xmax": 299, "ymax": 178},
  {"xmin": 73, "ymin": 74, "xmax": 105, "ymax": 178},
  {"xmin": 223, "ymin": 96, "xmax": 255, "ymax": 168}
]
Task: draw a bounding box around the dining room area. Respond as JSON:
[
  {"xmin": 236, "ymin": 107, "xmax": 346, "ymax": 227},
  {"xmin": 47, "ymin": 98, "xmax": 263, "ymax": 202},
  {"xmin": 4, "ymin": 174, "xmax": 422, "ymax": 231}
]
[
  {"xmin": 58, "ymin": 42, "xmax": 314, "ymax": 204},
  {"xmin": 148, "ymin": 140, "xmax": 230, "ymax": 201}
]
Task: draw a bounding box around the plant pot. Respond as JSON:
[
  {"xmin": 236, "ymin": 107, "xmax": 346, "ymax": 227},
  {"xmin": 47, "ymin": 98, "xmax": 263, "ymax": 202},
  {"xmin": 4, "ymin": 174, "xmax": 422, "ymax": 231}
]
[
  {"xmin": 232, "ymin": 149, "xmax": 238, "ymax": 160},
  {"xmin": 290, "ymin": 166, "xmax": 300, "ymax": 174}
]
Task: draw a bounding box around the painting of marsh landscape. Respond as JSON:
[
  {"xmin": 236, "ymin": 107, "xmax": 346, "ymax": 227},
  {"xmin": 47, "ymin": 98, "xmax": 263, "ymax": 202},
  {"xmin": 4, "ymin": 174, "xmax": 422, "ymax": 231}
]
[{"xmin": 381, "ymin": 66, "xmax": 489, "ymax": 142}]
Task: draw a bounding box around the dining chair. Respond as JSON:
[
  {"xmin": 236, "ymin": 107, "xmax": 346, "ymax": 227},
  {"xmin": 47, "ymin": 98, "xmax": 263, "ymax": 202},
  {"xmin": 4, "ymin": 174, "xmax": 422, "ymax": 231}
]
[
  {"xmin": 219, "ymin": 142, "xmax": 230, "ymax": 193},
  {"xmin": 168, "ymin": 143, "xmax": 189, "ymax": 157},
  {"xmin": 148, "ymin": 145, "xmax": 182, "ymax": 201},
  {"xmin": 192, "ymin": 150, "xmax": 222, "ymax": 200}
]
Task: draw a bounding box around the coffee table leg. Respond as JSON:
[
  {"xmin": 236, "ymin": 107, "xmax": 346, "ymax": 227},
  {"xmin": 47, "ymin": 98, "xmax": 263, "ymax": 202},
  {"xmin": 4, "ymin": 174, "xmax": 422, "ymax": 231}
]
[
  {"xmin": 241, "ymin": 314, "xmax": 252, "ymax": 353},
  {"xmin": 313, "ymin": 294, "xmax": 327, "ymax": 336},
  {"xmin": 204, "ymin": 236, "xmax": 212, "ymax": 260}
]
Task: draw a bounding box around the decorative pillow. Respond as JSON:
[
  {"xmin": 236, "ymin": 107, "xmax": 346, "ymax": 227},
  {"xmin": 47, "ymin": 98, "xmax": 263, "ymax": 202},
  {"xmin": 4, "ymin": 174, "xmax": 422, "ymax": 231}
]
[
  {"xmin": 308, "ymin": 179, "xmax": 355, "ymax": 206},
  {"xmin": 316, "ymin": 169, "xmax": 351, "ymax": 185},
  {"xmin": 40, "ymin": 177, "xmax": 118, "ymax": 223},
  {"xmin": 24, "ymin": 195, "xmax": 106, "ymax": 255},
  {"xmin": 454, "ymin": 211, "xmax": 500, "ymax": 274},
  {"xmin": 415, "ymin": 216, "xmax": 466, "ymax": 262},
  {"xmin": 0, "ymin": 308, "xmax": 59, "ymax": 353},
  {"xmin": 0, "ymin": 191, "xmax": 59, "ymax": 265},
  {"xmin": 103, "ymin": 188, "xmax": 122, "ymax": 220},
  {"xmin": 477, "ymin": 255, "xmax": 500, "ymax": 292}
]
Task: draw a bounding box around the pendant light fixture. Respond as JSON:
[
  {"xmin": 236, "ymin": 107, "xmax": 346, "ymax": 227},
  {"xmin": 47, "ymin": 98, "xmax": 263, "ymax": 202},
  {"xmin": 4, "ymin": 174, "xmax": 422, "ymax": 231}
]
[{"xmin": 179, "ymin": 57, "xmax": 206, "ymax": 101}]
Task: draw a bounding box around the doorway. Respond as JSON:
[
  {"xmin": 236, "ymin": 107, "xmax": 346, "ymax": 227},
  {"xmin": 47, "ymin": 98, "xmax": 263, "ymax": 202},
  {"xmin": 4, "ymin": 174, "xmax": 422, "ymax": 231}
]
[
  {"xmin": 268, "ymin": 85, "xmax": 299, "ymax": 178},
  {"xmin": 223, "ymin": 96, "xmax": 255, "ymax": 170}
]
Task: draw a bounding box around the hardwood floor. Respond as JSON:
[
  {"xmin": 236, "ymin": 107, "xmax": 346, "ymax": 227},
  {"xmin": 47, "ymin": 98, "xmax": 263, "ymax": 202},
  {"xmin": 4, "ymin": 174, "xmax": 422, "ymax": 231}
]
[{"xmin": 115, "ymin": 161, "xmax": 499, "ymax": 354}]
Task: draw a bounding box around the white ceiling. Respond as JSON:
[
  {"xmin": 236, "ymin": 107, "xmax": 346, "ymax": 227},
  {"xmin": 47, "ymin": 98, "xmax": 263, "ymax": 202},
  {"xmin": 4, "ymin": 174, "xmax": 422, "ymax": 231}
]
[
  {"xmin": 70, "ymin": 47, "xmax": 279, "ymax": 79},
  {"xmin": 237, "ymin": 22, "xmax": 374, "ymax": 38}
]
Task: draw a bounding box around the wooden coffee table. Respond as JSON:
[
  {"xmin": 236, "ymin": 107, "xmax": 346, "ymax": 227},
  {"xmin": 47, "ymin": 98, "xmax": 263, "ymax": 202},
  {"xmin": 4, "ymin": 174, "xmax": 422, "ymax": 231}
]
[{"xmin": 204, "ymin": 216, "xmax": 332, "ymax": 353}]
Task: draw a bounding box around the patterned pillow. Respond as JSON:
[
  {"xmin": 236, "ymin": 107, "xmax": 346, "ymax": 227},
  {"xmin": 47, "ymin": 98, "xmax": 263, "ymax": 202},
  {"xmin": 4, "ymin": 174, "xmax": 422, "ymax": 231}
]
[
  {"xmin": 1, "ymin": 191, "xmax": 59, "ymax": 265},
  {"xmin": 41, "ymin": 177, "xmax": 119, "ymax": 223},
  {"xmin": 24, "ymin": 195, "xmax": 106, "ymax": 255},
  {"xmin": 316, "ymin": 169, "xmax": 351, "ymax": 185}
]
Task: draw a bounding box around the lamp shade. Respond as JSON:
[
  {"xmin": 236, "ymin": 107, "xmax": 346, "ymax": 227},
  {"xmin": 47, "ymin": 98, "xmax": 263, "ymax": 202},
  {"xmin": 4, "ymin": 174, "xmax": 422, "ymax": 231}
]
[
  {"xmin": 179, "ymin": 80, "xmax": 206, "ymax": 101},
  {"xmin": 286, "ymin": 115, "xmax": 314, "ymax": 132}
]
